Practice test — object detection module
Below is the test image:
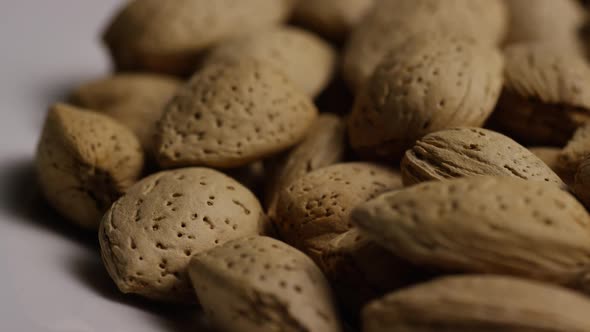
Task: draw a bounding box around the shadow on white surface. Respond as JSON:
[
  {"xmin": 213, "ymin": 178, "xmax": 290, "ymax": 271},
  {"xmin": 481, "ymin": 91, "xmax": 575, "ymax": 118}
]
[{"xmin": 0, "ymin": 158, "xmax": 215, "ymax": 331}]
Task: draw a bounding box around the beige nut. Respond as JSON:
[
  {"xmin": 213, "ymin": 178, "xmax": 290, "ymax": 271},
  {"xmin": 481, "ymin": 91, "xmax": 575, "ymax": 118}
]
[
  {"xmin": 36, "ymin": 103, "xmax": 144, "ymax": 229},
  {"xmin": 204, "ymin": 26, "xmax": 337, "ymax": 98},
  {"xmin": 292, "ymin": 0, "xmax": 375, "ymax": 42},
  {"xmin": 317, "ymin": 228, "xmax": 424, "ymax": 316},
  {"xmin": 342, "ymin": 0, "xmax": 507, "ymax": 91},
  {"xmin": 155, "ymin": 58, "xmax": 318, "ymax": 169},
  {"xmin": 188, "ymin": 236, "xmax": 342, "ymax": 332},
  {"xmin": 274, "ymin": 162, "xmax": 403, "ymax": 250},
  {"xmin": 265, "ymin": 114, "xmax": 346, "ymax": 217},
  {"xmin": 103, "ymin": 0, "xmax": 295, "ymax": 75},
  {"xmin": 69, "ymin": 74, "xmax": 181, "ymax": 151},
  {"xmin": 363, "ymin": 275, "xmax": 590, "ymax": 332},
  {"xmin": 99, "ymin": 167, "xmax": 267, "ymax": 302},
  {"xmin": 505, "ymin": 0, "xmax": 585, "ymax": 47},
  {"xmin": 274, "ymin": 163, "xmax": 414, "ymax": 311},
  {"xmin": 490, "ymin": 42, "xmax": 590, "ymax": 145},
  {"xmin": 352, "ymin": 176, "xmax": 590, "ymax": 290},
  {"xmin": 401, "ymin": 127, "xmax": 565, "ymax": 188},
  {"xmin": 349, "ymin": 37, "xmax": 504, "ymax": 161}
]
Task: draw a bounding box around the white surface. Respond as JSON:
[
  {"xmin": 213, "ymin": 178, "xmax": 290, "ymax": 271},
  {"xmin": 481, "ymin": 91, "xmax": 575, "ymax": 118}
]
[{"xmin": 0, "ymin": 2, "xmax": 210, "ymax": 331}]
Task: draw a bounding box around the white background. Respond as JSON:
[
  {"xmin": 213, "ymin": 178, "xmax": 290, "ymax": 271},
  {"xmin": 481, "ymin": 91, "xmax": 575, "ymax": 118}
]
[{"xmin": 0, "ymin": 1, "xmax": 211, "ymax": 331}]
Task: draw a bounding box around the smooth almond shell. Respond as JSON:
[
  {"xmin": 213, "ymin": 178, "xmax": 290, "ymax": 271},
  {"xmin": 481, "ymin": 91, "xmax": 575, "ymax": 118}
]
[
  {"xmin": 352, "ymin": 176, "xmax": 590, "ymax": 290},
  {"xmin": 188, "ymin": 236, "xmax": 342, "ymax": 332},
  {"xmin": 363, "ymin": 275, "xmax": 590, "ymax": 332},
  {"xmin": 491, "ymin": 42, "xmax": 590, "ymax": 145},
  {"xmin": 505, "ymin": 0, "xmax": 585, "ymax": 46},
  {"xmin": 155, "ymin": 58, "xmax": 318, "ymax": 169},
  {"xmin": 349, "ymin": 37, "xmax": 504, "ymax": 161},
  {"xmin": 401, "ymin": 127, "xmax": 565, "ymax": 188},
  {"xmin": 204, "ymin": 26, "xmax": 337, "ymax": 98},
  {"xmin": 292, "ymin": 0, "xmax": 375, "ymax": 41},
  {"xmin": 103, "ymin": 0, "xmax": 294, "ymax": 75},
  {"xmin": 36, "ymin": 103, "xmax": 144, "ymax": 229},
  {"xmin": 69, "ymin": 74, "xmax": 181, "ymax": 151},
  {"xmin": 99, "ymin": 167, "xmax": 267, "ymax": 302}
]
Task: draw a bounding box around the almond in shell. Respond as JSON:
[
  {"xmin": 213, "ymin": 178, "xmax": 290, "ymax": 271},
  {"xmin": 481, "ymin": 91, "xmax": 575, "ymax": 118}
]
[
  {"xmin": 401, "ymin": 127, "xmax": 565, "ymax": 188},
  {"xmin": 363, "ymin": 275, "xmax": 590, "ymax": 332},
  {"xmin": 188, "ymin": 236, "xmax": 342, "ymax": 332},
  {"xmin": 155, "ymin": 58, "xmax": 318, "ymax": 169},
  {"xmin": 352, "ymin": 176, "xmax": 590, "ymax": 291},
  {"xmin": 99, "ymin": 167, "xmax": 267, "ymax": 302},
  {"xmin": 36, "ymin": 103, "xmax": 144, "ymax": 229},
  {"xmin": 103, "ymin": 0, "xmax": 295, "ymax": 75}
]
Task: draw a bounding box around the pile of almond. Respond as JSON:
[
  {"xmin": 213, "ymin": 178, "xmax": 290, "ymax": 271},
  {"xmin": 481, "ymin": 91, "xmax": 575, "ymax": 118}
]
[{"xmin": 35, "ymin": 0, "xmax": 590, "ymax": 331}]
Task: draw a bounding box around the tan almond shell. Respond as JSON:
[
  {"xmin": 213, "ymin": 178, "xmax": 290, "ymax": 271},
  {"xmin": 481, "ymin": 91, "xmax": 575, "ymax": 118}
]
[
  {"xmin": 315, "ymin": 228, "xmax": 424, "ymax": 316},
  {"xmin": 36, "ymin": 103, "xmax": 144, "ymax": 229},
  {"xmin": 69, "ymin": 74, "xmax": 181, "ymax": 151},
  {"xmin": 274, "ymin": 162, "xmax": 403, "ymax": 250},
  {"xmin": 292, "ymin": 0, "xmax": 375, "ymax": 42},
  {"xmin": 188, "ymin": 236, "xmax": 342, "ymax": 332},
  {"xmin": 490, "ymin": 43, "xmax": 590, "ymax": 145},
  {"xmin": 342, "ymin": 0, "xmax": 507, "ymax": 91},
  {"xmin": 504, "ymin": 0, "xmax": 585, "ymax": 45},
  {"xmin": 401, "ymin": 127, "xmax": 565, "ymax": 188},
  {"xmin": 352, "ymin": 176, "xmax": 590, "ymax": 290},
  {"xmin": 559, "ymin": 123, "xmax": 590, "ymax": 179},
  {"xmin": 204, "ymin": 26, "xmax": 337, "ymax": 98},
  {"xmin": 155, "ymin": 58, "xmax": 318, "ymax": 169},
  {"xmin": 103, "ymin": 0, "xmax": 294, "ymax": 75},
  {"xmin": 273, "ymin": 163, "xmax": 413, "ymax": 312},
  {"xmin": 265, "ymin": 114, "xmax": 346, "ymax": 217},
  {"xmin": 348, "ymin": 37, "xmax": 504, "ymax": 161},
  {"xmin": 363, "ymin": 275, "xmax": 590, "ymax": 332},
  {"xmin": 99, "ymin": 167, "xmax": 267, "ymax": 302},
  {"xmin": 574, "ymin": 157, "xmax": 590, "ymax": 209}
]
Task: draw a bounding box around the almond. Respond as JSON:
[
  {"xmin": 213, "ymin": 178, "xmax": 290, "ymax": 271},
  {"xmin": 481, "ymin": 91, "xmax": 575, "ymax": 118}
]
[
  {"xmin": 204, "ymin": 26, "xmax": 337, "ymax": 98},
  {"xmin": 363, "ymin": 275, "xmax": 590, "ymax": 332},
  {"xmin": 505, "ymin": 0, "xmax": 585, "ymax": 47},
  {"xmin": 103, "ymin": 0, "xmax": 295, "ymax": 75},
  {"xmin": 69, "ymin": 74, "xmax": 181, "ymax": 151},
  {"xmin": 401, "ymin": 127, "xmax": 565, "ymax": 188},
  {"xmin": 266, "ymin": 114, "xmax": 346, "ymax": 217},
  {"xmin": 292, "ymin": 0, "xmax": 375, "ymax": 42},
  {"xmin": 36, "ymin": 103, "xmax": 144, "ymax": 229},
  {"xmin": 348, "ymin": 37, "xmax": 504, "ymax": 161},
  {"xmin": 317, "ymin": 228, "xmax": 425, "ymax": 316},
  {"xmin": 274, "ymin": 163, "xmax": 416, "ymax": 311},
  {"xmin": 188, "ymin": 236, "xmax": 342, "ymax": 332},
  {"xmin": 352, "ymin": 176, "xmax": 590, "ymax": 290},
  {"xmin": 99, "ymin": 167, "xmax": 267, "ymax": 302},
  {"xmin": 342, "ymin": 0, "xmax": 507, "ymax": 91},
  {"xmin": 490, "ymin": 42, "xmax": 590, "ymax": 145},
  {"xmin": 155, "ymin": 58, "xmax": 318, "ymax": 169},
  {"xmin": 275, "ymin": 162, "xmax": 403, "ymax": 250}
]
